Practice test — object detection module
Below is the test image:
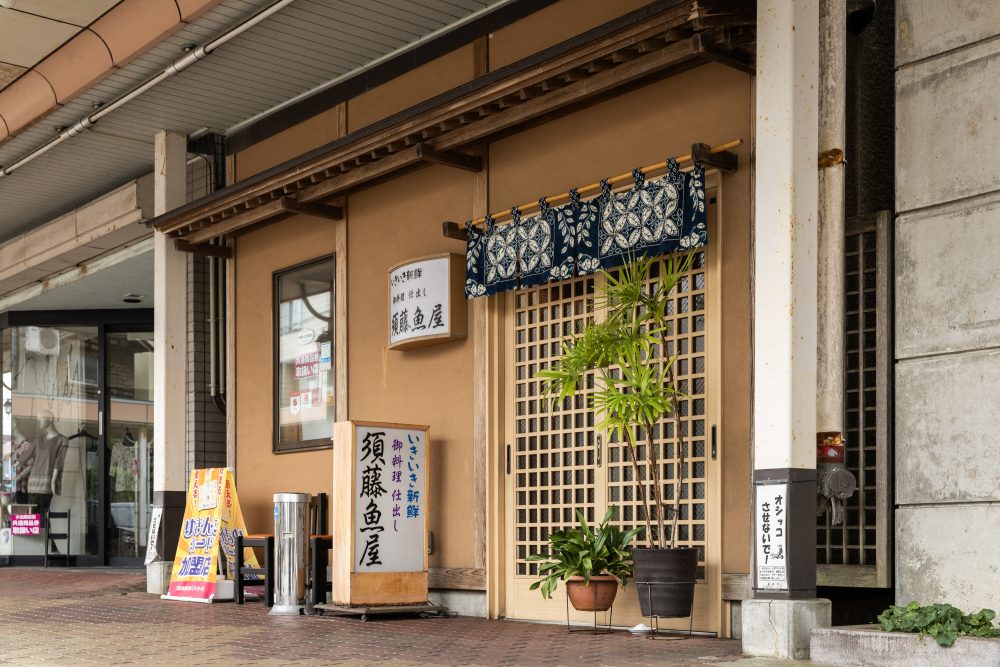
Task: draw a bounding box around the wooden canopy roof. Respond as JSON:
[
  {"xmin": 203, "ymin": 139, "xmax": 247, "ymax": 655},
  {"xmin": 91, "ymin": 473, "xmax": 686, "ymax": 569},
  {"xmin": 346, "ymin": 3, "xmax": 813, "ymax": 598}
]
[{"xmin": 150, "ymin": 0, "xmax": 755, "ymax": 251}]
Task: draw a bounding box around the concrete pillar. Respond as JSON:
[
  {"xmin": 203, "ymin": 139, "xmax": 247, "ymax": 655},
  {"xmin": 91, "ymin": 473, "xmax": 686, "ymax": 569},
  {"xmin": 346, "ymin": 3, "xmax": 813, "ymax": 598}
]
[
  {"xmin": 148, "ymin": 130, "xmax": 188, "ymax": 594},
  {"xmin": 743, "ymin": 0, "xmax": 831, "ymax": 660}
]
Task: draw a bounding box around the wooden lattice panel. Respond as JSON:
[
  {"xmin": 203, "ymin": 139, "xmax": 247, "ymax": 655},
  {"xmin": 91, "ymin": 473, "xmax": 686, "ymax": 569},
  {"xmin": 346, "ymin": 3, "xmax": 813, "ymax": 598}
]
[
  {"xmin": 817, "ymin": 227, "xmax": 881, "ymax": 570},
  {"xmin": 606, "ymin": 252, "xmax": 709, "ymax": 579},
  {"xmin": 512, "ymin": 275, "xmax": 598, "ymax": 577},
  {"xmin": 511, "ymin": 253, "xmax": 710, "ymax": 580}
]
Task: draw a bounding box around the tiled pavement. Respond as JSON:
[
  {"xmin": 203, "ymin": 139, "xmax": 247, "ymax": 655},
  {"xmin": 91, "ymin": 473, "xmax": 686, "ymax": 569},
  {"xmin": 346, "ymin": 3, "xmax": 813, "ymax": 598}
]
[{"xmin": 0, "ymin": 568, "xmax": 746, "ymax": 666}]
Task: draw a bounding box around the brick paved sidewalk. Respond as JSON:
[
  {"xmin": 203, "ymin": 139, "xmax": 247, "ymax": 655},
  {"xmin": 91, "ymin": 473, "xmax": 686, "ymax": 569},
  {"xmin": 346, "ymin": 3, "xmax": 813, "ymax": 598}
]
[{"xmin": 0, "ymin": 569, "xmax": 744, "ymax": 666}]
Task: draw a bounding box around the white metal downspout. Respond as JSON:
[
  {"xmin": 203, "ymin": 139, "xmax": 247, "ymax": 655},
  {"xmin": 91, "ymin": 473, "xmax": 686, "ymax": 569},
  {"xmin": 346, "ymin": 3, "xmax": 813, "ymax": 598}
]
[{"xmin": 0, "ymin": 0, "xmax": 297, "ymax": 179}]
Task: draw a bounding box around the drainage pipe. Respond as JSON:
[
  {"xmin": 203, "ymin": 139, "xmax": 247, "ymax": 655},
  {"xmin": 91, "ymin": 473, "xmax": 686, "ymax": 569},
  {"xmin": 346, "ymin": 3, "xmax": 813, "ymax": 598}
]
[
  {"xmin": 817, "ymin": 0, "xmax": 847, "ymax": 444},
  {"xmin": 0, "ymin": 0, "xmax": 297, "ymax": 179}
]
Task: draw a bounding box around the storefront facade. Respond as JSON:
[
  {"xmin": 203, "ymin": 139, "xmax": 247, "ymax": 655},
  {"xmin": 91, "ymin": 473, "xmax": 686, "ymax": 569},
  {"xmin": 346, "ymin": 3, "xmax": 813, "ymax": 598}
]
[
  {"xmin": 152, "ymin": 0, "xmax": 756, "ymax": 634},
  {"xmin": 0, "ymin": 312, "xmax": 154, "ymax": 566}
]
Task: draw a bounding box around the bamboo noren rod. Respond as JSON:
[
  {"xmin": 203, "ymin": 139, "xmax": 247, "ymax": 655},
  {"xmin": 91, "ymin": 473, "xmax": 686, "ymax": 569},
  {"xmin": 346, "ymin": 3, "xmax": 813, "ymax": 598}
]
[{"xmin": 472, "ymin": 138, "xmax": 744, "ymax": 229}]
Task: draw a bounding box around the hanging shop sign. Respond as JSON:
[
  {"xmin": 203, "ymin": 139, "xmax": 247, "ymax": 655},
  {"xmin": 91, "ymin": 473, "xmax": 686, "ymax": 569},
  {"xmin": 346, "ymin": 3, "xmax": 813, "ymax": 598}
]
[
  {"xmin": 754, "ymin": 482, "xmax": 789, "ymax": 591},
  {"xmin": 388, "ymin": 253, "xmax": 467, "ymax": 350},
  {"xmin": 162, "ymin": 468, "xmax": 260, "ymax": 603},
  {"xmin": 330, "ymin": 420, "xmax": 429, "ymax": 605}
]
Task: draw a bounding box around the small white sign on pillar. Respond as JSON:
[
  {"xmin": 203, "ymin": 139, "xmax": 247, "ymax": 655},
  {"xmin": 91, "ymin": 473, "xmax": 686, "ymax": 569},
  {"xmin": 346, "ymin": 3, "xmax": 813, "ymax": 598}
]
[
  {"xmin": 755, "ymin": 483, "xmax": 789, "ymax": 591},
  {"xmin": 388, "ymin": 254, "xmax": 466, "ymax": 350}
]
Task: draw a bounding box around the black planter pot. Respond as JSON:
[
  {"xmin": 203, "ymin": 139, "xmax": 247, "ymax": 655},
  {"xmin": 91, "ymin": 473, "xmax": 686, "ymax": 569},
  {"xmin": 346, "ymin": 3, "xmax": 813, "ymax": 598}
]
[{"xmin": 631, "ymin": 547, "xmax": 698, "ymax": 618}]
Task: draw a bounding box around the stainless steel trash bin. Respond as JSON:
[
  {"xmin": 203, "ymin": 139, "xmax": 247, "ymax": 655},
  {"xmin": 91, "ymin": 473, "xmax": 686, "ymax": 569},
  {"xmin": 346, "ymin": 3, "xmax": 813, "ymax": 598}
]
[{"xmin": 270, "ymin": 492, "xmax": 310, "ymax": 615}]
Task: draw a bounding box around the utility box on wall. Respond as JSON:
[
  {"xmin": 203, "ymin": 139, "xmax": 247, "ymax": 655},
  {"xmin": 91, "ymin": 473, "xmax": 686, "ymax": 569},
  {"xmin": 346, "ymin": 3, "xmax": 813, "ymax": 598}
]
[{"xmin": 330, "ymin": 420, "xmax": 429, "ymax": 605}]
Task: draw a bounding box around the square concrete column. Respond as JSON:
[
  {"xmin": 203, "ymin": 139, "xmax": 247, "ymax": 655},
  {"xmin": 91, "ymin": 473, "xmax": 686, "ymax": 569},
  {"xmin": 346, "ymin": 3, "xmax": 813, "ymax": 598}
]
[
  {"xmin": 744, "ymin": 0, "xmax": 831, "ymax": 659},
  {"xmin": 148, "ymin": 130, "xmax": 189, "ymax": 594}
]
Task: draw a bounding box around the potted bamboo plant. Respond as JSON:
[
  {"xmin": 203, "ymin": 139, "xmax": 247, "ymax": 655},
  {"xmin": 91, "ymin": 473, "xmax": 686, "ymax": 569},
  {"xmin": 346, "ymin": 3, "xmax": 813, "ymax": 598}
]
[
  {"xmin": 537, "ymin": 252, "xmax": 699, "ymax": 619},
  {"xmin": 527, "ymin": 506, "xmax": 640, "ymax": 611}
]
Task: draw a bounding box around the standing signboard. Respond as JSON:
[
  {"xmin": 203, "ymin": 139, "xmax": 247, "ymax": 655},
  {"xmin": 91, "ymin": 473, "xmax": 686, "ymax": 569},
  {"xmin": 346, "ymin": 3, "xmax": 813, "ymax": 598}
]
[
  {"xmin": 331, "ymin": 420, "xmax": 429, "ymax": 605},
  {"xmin": 388, "ymin": 254, "xmax": 466, "ymax": 350},
  {"xmin": 161, "ymin": 468, "xmax": 260, "ymax": 603}
]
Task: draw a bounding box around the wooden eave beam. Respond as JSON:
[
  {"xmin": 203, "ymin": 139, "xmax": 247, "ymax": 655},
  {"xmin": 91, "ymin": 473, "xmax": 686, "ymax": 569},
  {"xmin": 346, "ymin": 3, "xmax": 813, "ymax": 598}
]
[
  {"xmin": 415, "ymin": 143, "xmax": 483, "ymax": 172},
  {"xmin": 295, "ymin": 39, "xmax": 699, "ymax": 205},
  {"xmin": 692, "ymin": 32, "xmax": 755, "ymax": 75},
  {"xmin": 174, "ymin": 239, "xmax": 233, "ymax": 258},
  {"xmin": 182, "ymin": 196, "xmax": 341, "ymax": 244},
  {"xmin": 176, "ymin": 39, "xmax": 701, "ymax": 237},
  {"xmin": 284, "ymin": 200, "xmax": 344, "ymax": 220}
]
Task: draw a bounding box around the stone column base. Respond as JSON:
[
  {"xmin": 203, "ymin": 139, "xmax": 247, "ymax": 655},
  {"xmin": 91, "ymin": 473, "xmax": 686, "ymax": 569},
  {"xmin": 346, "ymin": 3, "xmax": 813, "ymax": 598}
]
[
  {"xmin": 741, "ymin": 598, "xmax": 832, "ymax": 660},
  {"xmin": 146, "ymin": 560, "xmax": 172, "ymax": 595}
]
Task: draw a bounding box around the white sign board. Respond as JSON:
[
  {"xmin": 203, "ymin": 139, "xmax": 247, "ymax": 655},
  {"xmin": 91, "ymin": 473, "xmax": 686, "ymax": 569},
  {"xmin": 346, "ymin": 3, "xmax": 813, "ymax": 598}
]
[
  {"xmin": 354, "ymin": 424, "xmax": 426, "ymax": 573},
  {"xmin": 388, "ymin": 255, "xmax": 464, "ymax": 350},
  {"xmin": 144, "ymin": 506, "xmax": 163, "ymax": 566},
  {"xmin": 755, "ymin": 483, "xmax": 788, "ymax": 590}
]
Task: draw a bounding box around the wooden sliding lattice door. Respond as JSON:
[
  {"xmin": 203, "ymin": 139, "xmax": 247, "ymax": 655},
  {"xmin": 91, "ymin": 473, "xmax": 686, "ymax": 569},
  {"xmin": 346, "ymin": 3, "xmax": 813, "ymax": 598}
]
[{"xmin": 503, "ymin": 194, "xmax": 721, "ymax": 632}]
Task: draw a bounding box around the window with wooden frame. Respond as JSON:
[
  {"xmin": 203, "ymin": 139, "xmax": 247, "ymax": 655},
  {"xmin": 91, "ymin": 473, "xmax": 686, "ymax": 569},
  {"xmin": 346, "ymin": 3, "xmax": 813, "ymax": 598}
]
[
  {"xmin": 816, "ymin": 211, "xmax": 893, "ymax": 588},
  {"xmin": 273, "ymin": 255, "xmax": 336, "ymax": 452}
]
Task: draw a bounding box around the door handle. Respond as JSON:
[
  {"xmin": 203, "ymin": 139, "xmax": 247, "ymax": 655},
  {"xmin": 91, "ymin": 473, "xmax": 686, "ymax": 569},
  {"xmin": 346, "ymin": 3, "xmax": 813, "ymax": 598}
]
[
  {"xmin": 506, "ymin": 443, "xmax": 511, "ymax": 475},
  {"xmin": 596, "ymin": 434, "xmax": 602, "ymax": 468},
  {"xmin": 711, "ymin": 425, "xmax": 718, "ymax": 461}
]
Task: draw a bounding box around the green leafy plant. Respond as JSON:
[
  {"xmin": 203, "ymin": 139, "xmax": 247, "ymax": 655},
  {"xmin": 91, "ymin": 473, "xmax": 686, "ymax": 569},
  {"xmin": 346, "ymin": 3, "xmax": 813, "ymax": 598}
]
[
  {"xmin": 877, "ymin": 602, "xmax": 1000, "ymax": 647},
  {"xmin": 537, "ymin": 253, "xmax": 695, "ymax": 548},
  {"xmin": 527, "ymin": 506, "xmax": 641, "ymax": 599}
]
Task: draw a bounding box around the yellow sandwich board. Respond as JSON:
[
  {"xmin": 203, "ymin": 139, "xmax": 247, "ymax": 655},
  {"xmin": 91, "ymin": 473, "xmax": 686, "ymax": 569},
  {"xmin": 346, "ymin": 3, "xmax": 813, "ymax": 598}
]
[{"xmin": 161, "ymin": 468, "xmax": 259, "ymax": 603}]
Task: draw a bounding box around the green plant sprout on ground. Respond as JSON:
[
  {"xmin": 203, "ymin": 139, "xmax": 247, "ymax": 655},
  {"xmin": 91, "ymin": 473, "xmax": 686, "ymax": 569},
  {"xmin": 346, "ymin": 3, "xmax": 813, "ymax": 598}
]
[
  {"xmin": 877, "ymin": 602, "xmax": 1000, "ymax": 647},
  {"xmin": 527, "ymin": 506, "xmax": 641, "ymax": 599}
]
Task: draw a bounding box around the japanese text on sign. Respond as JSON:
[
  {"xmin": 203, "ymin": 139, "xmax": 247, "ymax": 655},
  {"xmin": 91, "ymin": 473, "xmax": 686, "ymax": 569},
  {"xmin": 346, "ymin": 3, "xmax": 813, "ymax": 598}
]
[
  {"xmin": 389, "ymin": 257, "xmax": 451, "ymax": 346},
  {"xmin": 755, "ymin": 483, "xmax": 788, "ymax": 590},
  {"xmin": 354, "ymin": 425, "xmax": 426, "ymax": 573},
  {"xmin": 11, "ymin": 514, "xmax": 40, "ymax": 536}
]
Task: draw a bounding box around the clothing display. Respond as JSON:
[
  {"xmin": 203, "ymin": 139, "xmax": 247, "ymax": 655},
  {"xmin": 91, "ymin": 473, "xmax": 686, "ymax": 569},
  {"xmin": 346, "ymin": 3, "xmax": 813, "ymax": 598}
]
[
  {"xmin": 109, "ymin": 440, "xmax": 138, "ymax": 494},
  {"xmin": 25, "ymin": 433, "xmax": 68, "ymax": 496},
  {"xmin": 11, "ymin": 436, "xmax": 32, "ymax": 501}
]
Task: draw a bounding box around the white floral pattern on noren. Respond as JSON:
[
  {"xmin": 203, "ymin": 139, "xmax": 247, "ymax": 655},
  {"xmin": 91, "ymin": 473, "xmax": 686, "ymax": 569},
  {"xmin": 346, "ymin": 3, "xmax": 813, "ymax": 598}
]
[
  {"xmin": 517, "ymin": 212, "xmax": 553, "ymax": 278},
  {"xmin": 485, "ymin": 221, "xmax": 518, "ymax": 286}
]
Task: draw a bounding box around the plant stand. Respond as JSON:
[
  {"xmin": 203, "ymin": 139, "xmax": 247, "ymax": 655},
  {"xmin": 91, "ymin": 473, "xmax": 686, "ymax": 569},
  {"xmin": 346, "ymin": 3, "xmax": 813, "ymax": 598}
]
[
  {"xmin": 639, "ymin": 582, "xmax": 694, "ymax": 640},
  {"xmin": 564, "ymin": 589, "xmax": 615, "ymax": 635}
]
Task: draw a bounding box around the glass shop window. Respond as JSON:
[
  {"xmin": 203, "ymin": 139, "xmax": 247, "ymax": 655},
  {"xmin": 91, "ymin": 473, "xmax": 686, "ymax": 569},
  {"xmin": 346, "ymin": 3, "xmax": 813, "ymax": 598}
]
[{"xmin": 274, "ymin": 256, "xmax": 336, "ymax": 452}]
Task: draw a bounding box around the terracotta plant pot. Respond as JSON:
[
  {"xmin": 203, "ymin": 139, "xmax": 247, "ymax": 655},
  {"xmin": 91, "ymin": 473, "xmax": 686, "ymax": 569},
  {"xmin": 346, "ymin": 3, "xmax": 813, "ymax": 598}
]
[{"xmin": 565, "ymin": 575, "xmax": 619, "ymax": 612}]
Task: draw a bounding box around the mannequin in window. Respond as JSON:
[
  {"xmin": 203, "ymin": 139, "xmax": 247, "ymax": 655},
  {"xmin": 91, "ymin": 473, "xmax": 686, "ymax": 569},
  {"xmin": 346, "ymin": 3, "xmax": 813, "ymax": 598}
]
[{"xmin": 25, "ymin": 410, "xmax": 68, "ymax": 515}]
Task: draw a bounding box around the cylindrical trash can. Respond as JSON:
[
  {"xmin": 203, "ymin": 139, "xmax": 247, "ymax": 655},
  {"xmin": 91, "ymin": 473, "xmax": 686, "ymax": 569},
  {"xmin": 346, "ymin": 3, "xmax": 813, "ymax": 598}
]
[{"xmin": 270, "ymin": 492, "xmax": 310, "ymax": 615}]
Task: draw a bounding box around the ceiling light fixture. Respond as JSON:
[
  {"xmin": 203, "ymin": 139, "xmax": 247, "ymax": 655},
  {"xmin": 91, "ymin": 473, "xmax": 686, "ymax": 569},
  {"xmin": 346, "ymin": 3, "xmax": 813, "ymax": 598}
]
[{"xmin": 122, "ymin": 293, "xmax": 143, "ymax": 304}]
